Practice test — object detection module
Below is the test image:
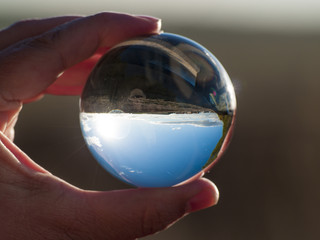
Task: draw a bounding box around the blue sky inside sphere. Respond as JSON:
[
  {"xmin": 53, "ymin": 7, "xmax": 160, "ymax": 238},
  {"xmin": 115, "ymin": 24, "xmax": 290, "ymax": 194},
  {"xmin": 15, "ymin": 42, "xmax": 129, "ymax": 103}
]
[{"xmin": 80, "ymin": 112, "xmax": 223, "ymax": 187}]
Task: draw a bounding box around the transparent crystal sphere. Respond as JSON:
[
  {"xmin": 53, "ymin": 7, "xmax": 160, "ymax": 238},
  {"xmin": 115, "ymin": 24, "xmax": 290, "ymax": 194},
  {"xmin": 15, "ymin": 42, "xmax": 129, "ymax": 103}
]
[{"xmin": 80, "ymin": 33, "xmax": 236, "ymax": 187}]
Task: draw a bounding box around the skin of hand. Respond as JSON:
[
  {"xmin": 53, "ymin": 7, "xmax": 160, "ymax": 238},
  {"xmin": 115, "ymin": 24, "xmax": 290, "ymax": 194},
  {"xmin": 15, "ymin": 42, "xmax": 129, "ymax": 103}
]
[{"xmin": 0, "ymin": 12, "xmax": 219, "ymax": 240}]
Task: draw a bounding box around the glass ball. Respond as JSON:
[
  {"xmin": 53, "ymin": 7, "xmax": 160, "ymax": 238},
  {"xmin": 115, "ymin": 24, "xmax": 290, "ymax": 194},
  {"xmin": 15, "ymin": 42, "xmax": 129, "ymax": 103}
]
[{"xmin": 80, "ymin": 33, "xmax": 236, "ymax": 187}]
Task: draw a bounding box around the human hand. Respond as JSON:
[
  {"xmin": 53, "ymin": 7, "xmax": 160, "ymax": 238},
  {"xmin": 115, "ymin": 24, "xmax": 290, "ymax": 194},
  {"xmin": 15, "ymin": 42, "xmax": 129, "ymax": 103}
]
[{"xmin": 0, "ymin": 13, "xmax": 219, "ymax": 240}]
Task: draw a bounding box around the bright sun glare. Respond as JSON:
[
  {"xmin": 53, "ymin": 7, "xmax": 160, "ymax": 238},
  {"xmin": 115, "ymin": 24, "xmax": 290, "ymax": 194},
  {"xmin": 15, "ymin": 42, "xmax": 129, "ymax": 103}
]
[{"xmin": 94, "ymin": 114, "xmax": 130, "ymax": 140}]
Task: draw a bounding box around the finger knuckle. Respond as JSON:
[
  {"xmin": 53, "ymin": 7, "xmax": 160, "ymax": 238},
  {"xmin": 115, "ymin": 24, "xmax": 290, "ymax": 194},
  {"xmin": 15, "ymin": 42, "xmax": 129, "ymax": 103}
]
[
  {"xmin": 139, "ymin": 204, "xmax": 185, "ymax": 237},
  {"xmin": 90, "ymin": 12, "xmax": 112, "ymax": 22},
  {"xmin": 28, "ymin": 29, "xmax": 62, "ymax": 50}
]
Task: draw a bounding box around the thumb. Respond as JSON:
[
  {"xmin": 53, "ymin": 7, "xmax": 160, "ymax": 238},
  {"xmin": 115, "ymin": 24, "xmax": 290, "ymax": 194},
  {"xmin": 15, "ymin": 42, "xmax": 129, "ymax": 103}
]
[
  {"xmin": 0, "ymin": 130, "xmax": 218, "ymax": 240},
  {"xmin": 77, "ymin": 178, "xmax": 219, "ymax": 239}
]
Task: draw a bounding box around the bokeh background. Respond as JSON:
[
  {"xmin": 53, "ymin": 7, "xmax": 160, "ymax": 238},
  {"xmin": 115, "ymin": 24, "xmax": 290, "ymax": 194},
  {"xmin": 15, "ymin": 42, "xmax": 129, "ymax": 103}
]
[{"xmin": 1, "ymin": 1, "xmax": 320, "ymax": 239}]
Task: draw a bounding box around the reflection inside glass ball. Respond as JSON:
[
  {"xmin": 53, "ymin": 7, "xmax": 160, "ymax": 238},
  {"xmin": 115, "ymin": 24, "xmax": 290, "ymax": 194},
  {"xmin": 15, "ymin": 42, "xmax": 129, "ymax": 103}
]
[{"xmin": 80, "ymin": 33, "xmax": 236, "ymax": 187}]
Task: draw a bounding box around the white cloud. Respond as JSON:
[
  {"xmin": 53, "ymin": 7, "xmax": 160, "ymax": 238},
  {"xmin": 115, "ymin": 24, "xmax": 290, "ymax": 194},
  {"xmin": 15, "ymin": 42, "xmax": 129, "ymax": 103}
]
[
  {"xmin": 85, "ymin": 136, "xmax": 102, "ymax": 148},
  {"xmin": 81, "ymin": 120, "xmax": 91, "ymax": 132}
]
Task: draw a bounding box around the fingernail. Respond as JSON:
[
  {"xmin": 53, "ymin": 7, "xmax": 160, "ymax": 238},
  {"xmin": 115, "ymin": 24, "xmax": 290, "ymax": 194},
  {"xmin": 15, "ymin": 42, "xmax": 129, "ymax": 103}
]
[
  {"xmin": 156, "ymin": 19, "xmax": 162, "ymax": 32},
  {"xmin": 139, "ymin": 15, "xmax": 161, "ymax": 22},
  {"xmin": 139, "ymin": 16, "xmax": 162, "ymax": 32},
  {"xmin": 186, "ymin": 183, "xmax": 219, "ymax": 213}
]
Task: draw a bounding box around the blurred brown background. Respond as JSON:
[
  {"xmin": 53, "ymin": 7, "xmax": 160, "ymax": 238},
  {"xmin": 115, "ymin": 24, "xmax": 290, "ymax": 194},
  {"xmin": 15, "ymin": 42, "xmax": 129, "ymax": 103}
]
[{"xmin": 1, "ymin": 2, "xmax": 320, "ymax": 239}]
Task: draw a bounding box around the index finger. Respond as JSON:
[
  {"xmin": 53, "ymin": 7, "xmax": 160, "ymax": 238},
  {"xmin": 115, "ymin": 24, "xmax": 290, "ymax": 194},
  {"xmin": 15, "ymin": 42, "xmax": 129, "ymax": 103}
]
[{"xmin": 0, "ymin": 12, "xmax": 161, "ymax": 110}]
